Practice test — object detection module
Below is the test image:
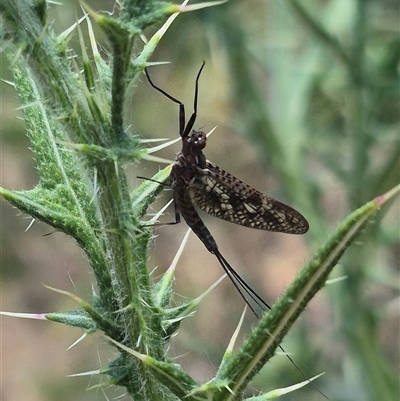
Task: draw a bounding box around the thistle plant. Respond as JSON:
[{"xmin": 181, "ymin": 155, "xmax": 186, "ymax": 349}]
[{"xmin": 0, "ymin": 1, "xmax": 399, "ymax": 400}]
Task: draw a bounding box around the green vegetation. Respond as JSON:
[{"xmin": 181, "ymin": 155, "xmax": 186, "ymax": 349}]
[{"xmin": 1, "ymin": 1, "xmax": 398, "ymax": 400}]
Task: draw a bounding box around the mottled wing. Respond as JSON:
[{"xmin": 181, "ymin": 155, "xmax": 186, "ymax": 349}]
[{"xmin": 188, "ymin": 161, "xmax": 309, "ymax": 234}]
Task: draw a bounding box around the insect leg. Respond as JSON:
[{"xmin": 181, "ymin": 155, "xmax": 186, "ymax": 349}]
[
  {"xmin": 141, "ymin": 191, "xmax": 181, "ymax": 228},
  {"xmin": 136, "ymin": 176, "xmax": 170, "ymax": 186},
  {"xmin": 182, "ymin": 61, "xmax": 205, "ymax": 138},
  {"xmin": 145, "ymin": 68, "xmax": 186, "ymax": 136},
  {"xmin": 172, "ymin": 190, "xmax": 181, "ymax": 225}
]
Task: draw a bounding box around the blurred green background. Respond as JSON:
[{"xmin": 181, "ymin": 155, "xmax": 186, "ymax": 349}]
[{"xmin": 1, "ymin": 0, "xmax": 399, "ymax": 400}]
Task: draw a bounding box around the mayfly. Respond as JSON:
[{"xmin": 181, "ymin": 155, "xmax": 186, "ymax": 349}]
[
  {"xmin": 144, "ymin": 63, "xmax": 325, "ymax": 398},
  {"xmin": 144, "ymin": 62, "xmax": 309, "ymax": 317}
]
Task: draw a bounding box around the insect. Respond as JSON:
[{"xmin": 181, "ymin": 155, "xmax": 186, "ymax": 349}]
[
  {"xmin": 144, "ymin": 62, "xmax": 309, "ymax": 317},
  {"xmin": 145, "ymin": 65, "xmax": 327, "ymax": 398}
]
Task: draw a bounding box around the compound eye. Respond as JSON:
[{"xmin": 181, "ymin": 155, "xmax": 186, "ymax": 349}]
[{"xmin": 192, "ymin": 130, "xmax": 206, "ymax": 149}]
